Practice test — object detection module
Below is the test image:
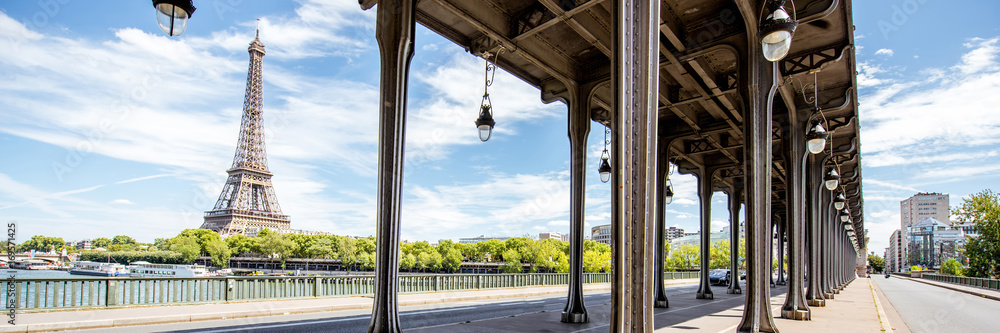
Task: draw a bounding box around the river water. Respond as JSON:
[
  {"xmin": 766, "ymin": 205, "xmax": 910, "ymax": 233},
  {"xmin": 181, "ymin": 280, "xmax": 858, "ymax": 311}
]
[{"xmin": 7, "ymin": 269, "xmax": 73, "ymax": 279}]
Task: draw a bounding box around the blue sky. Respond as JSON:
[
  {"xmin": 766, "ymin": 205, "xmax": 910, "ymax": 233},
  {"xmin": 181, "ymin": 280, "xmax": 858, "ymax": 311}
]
[{"xmin": 0, "ymin": 1, "xmax": 998, "ymax": 255}]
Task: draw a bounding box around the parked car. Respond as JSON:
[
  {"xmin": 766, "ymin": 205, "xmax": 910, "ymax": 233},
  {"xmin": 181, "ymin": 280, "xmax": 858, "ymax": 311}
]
[{"xmin": 709, "ymin": 269, "xmax": 731, "ymax": 285}]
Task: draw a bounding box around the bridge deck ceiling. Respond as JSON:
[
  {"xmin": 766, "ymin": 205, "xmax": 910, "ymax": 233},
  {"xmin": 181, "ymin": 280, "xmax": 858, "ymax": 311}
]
[{"xmin": 413, "ymin": 0, "xmax": 863, "ymax": 235}]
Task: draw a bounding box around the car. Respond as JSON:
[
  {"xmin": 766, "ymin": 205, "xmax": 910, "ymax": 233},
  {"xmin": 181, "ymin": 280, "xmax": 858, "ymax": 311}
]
[{"xmin": 709, "ymin": 269, "xmax": 731, "ymax": 286}]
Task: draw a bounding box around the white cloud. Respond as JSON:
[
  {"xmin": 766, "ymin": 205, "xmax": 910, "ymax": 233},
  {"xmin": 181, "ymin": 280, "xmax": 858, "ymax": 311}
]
[
  {"xmin": 110, "ymin": 199, "xmax": 134, "ymax": 205},
  {"xmin": 856, "ymin": 61, "xmax": 888, "ymax": 87},
  {"xmin": 875, "ymin": 48, "xmax": 894, "ymax": 56},
  {"xmin": 954, "ymin": 37, "xmax": 999, "ymax": 74},
  {"xmin": 860, "ymin": 37, "xmax": 1000, "ymax": 157}
]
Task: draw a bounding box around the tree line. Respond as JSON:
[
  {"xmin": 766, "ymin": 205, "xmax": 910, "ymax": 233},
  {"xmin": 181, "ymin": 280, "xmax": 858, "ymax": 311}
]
[{"xmin": 11, "ymin": 228, "xmax": 765, "ymax": 274}]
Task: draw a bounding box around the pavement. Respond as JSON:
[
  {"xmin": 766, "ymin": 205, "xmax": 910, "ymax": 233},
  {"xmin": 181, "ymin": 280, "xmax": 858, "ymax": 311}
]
[
  {"xmin": 409, "ymin": 277, "xmax": 900, "ymax": 332},
  {"xmin": 874, "ymin": 275, "xmax": 1000, "ymax": 333},
  {"xmin": 4, "ymin": 276, "xmax": 957, "ymax": 332},
  {"xmin": 0, "ymin": 279, "xmax": 692, "ymax": 333},
  {"xmin": 892, "ymin": 275, "xmax": 1000, "ymax": 301}
]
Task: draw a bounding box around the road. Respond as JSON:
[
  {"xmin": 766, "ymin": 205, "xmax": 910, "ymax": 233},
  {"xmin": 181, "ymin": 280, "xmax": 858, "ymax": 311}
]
[
  {"xmin": 74, "ymin": 283, "xmax": 707, "ymax": 332},
  {"xmin": 873, "ymin": 276, "xmax": 1000, "ymax": 333}
]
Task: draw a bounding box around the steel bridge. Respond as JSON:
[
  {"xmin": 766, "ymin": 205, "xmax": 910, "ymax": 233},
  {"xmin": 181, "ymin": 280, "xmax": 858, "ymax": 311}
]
[{"xmin": 358, "ymin": 0, "xmax": 864, "ymax": 332}]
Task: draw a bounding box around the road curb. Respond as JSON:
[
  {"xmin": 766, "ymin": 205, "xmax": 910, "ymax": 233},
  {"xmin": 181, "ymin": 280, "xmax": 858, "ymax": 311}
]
[
  {"xmin": 896, "ymin": 276, "xmax": 1000, "ymax": 302},
  {"xmin": 3, "ymin": 280, "xmax": 695, "ymax": 332}
]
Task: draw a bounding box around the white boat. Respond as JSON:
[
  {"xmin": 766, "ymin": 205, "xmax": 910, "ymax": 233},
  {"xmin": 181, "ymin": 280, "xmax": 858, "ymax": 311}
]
[
  {"xmin": 69, "ymin": 261, "xmax": 130, "ymax": 277},
  {"xmin": 11, "ymin": 259, "xmax": 56, "ymax": 270},
  {"xmin": 127, "ymin": 261, "xmax": 211, "ymax": 278}
]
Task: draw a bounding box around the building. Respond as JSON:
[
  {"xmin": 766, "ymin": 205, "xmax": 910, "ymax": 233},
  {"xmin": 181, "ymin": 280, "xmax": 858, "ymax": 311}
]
[
  {"xmin": 899, "ymin": 192, "xmax": 950, "ymax": 267},
  {"xmin": 75, "ymin": 239, "xmax": 92, "ymax": 250},
  {"xmin": 900, "ymin": 192, "xmax": 950, "ymax": 229},
  {"xmin": 458, "ymin": 235, "xmax": 511, "ymax": 244},
  {"xmin": 200, "ymin": 32, "xmax": 292, "ymax": 236},
  {"xmin": 885, "ymin": 229, "xmax": 903, "ymax": 273},
  {"xmin": 591, "ymin": 224, "xmax": 612, "ymax": 246},
  {"xmin": 539, "ymin": 232, "xmax": 569, "ymax": 242},
  {"xmin": 906, "ymin": 217, "xmax": 967, "ymax": 269},
  {"xmin": 665, "ymin": 227, "xmax": 685, "ymax": 241},
  {"xmin": 669, "ymin": 230, "xmax": 732, "ymax": 248}
]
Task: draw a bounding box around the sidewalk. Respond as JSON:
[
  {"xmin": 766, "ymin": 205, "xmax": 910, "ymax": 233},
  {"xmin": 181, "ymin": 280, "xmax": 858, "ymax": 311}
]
[
  {"xmin": 1, "ymin": 279, "xmax": 695, "ymax": 333},
  {"xmin": 409, "ymin": 277, "xmax": 897, "ymax": 332},
  {"xmin": 896, "ymin": 276, "xmax": 1000, "ymax": 301}
]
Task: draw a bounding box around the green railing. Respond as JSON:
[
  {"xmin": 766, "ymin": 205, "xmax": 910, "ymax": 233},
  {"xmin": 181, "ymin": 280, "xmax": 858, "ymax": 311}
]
[
  {"xmin": 922, "ymin": 273, "xmax": 1000, "ymax": 291},
  {"xmin": 2, "ymin": 272, "xmax": 700, "ymax": 312}
]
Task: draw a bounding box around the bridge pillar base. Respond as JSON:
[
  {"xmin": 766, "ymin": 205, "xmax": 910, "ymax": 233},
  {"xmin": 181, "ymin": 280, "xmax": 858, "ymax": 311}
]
[
  {"xmin": 696, "ymin": 292, "xmax": 714, "ymax": 299},
  {"xmin": 807, "ymin": 299, "xmax": 826, "ymax": 307},
  {"xmin": 781, "ymin": 309, "xmax": 811, "ymax": 321},
  {"xmin": 561, "ymin": 311, "xmax": 589, "ymax": 323}
]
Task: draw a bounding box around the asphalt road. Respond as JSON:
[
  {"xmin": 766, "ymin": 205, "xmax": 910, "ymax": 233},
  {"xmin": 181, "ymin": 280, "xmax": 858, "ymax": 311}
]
[
  {"xmin": 73, "ymin": 284, "xmax": 704, "ymax": 333},
  {"xmin": 873, "ymin": 276, "xmax": 1000, "ymax": 333}
]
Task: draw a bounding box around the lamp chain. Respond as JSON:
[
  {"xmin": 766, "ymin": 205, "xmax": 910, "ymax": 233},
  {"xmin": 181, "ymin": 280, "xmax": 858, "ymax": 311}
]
[{"xmin": 601, "ymin": 125, "xmax": 611, "ymax": 160}]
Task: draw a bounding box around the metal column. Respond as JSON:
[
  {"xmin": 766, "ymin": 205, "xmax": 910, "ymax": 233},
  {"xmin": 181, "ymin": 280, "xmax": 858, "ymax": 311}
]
[
  {"xmin": 653, "ymin": 135, "xmax": 670, "ymax": 308},
  {"xmin": 610, "ymin": 0, "xmax": 660, "ymax": 330},
  {"xmin": 735, "ymin": 4, "xmax": 779, "ymax": 331},
  {"xmin": 697, "ymin": 168, "xmax": 715, "ymax": 300},
  {"xmin": 728, "ymin": 184, "xmax": 744, "ymax": 294},
  {"xmin": 563, "ymin": 82, "xmax": 592, "ymax": 323},
  {"xmin": 805, "ymin": 155, "xmax": 826, "ymax": 307},
  {"xmin": 367, "ymin": 0, "xmax": 416, "ymax": 332},
  {"xmin": 780, "ymin": 107, "xmax": 810, "ymax": 321}
]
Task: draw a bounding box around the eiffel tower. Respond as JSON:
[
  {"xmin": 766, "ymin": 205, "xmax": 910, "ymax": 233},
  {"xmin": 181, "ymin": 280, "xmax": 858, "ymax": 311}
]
[{"xmin": 201, "ymin": 30, "xmax": 290, "ymax": 236}]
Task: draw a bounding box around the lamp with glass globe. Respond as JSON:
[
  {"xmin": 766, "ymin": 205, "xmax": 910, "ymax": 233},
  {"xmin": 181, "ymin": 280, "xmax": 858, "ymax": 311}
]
[
  {"xmin": 475, "ymin": 48, "xmax": 504, "ymax": 142},
  {"xmin": 806, "ymin": 122, "xmax": 829, "ymax": 154},
  {"xmin": 839, "ymin": 209, "xmax": 850, "ymax": 223},
  {"xmin": 597, "ymin": 125, "xmax": 612, "ymax": 183},
  {"xmin": 759, "ymin": 0, "xmax": 798, "ymax": 62},
  {"xmin": 833, "ymin": 192, "xmax": 846, "ymax": 210},
  {"xmin": 824, "ymin": 167, "xmax": 840, "ymax": 191},
  {"xmin": 152, "ymin": 0, "xmax": 196, "ymax": 36}
]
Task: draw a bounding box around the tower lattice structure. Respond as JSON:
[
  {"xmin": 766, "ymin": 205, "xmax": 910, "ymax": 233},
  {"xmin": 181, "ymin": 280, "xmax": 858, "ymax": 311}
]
[{"xmin": 201, "ymin": 31, "xmax": 290, "ymax": 236}]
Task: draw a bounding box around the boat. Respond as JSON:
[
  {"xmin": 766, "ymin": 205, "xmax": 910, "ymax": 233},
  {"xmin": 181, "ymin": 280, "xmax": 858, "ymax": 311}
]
[
  {"xmin": 69, "ymin": 261, "xmax": 130, "ymax": 277},
  {"xmin": 11, "ymin": 259, "xmax": 56, "ymax": 270},
  {"xmin": 127, "ymin": 261, "xmax": 211, "ymax": 278}
]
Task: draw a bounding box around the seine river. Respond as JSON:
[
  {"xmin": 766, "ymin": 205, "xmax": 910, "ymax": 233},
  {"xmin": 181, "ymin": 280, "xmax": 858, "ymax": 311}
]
[{"xmin": 7, "ymin": 269, "xmax": 73, "ymax": 279}]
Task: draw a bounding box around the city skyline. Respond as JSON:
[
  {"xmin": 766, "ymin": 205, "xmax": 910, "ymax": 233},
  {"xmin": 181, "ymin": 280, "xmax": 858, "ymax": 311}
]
[{"xmin": 1, "ymin": 1, "xmax": 1000, "ymax": 254}]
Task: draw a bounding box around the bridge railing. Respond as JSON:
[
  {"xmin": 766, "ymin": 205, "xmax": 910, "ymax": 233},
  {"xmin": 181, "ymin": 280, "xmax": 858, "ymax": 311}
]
[
  {"xmin": 922, "ymin": 273, "xmax": 1000, "ymax": 291},
  {"xmin": 1, "ymin": 272, "xmax": 697, "ymax": 312}
]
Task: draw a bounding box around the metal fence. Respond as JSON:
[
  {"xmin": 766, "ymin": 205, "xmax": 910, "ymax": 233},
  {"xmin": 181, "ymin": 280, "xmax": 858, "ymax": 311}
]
[
  {"xmin": 922, "ymin": 273, "xmax": 1000, "ymax": 291},
  {"xmin": 1, "ymin": 271, "xmax": 696, "ymax": 312}
]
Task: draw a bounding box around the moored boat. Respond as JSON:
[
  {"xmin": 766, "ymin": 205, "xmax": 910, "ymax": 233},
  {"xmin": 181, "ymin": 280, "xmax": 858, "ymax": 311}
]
[
  {"xmin": 69, "ymin": 261, "xmax": 130, "ymax": 277},
  {"xmin": 127, "ymin": 261, "xmax": 210, "ymax": 278}
]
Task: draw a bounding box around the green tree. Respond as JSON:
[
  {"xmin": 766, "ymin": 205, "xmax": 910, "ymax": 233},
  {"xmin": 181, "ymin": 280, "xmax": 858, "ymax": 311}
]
[
  {"xmin": 868, "ymin": 254, "xmax": 885, "ymax": 274},
  {"xmin": 476, "ymin": 239, "xmax": 505, "ymax": 262},
  {"xmin": 441, "ymin": 248, "xmax": 463, "ymax": 273},
  {"xmin": 667, "ymin": 243, "xmax": 700, "ymax": 270},
  {"xmin": 337, "ymin": 236, "xmax": 358, "ymax": 271},
  {"xmin": 92, "ymin": 237, "xmax": 112, "ymax": 249},
  {"xmin": 178, "ymin": 229, "xmax": 224, "ymax": 256},
  {"xmin": 226, "ymin": 234, "xmax": 258, "ymax": 256},
  {"xmin": 111, "ymin": 235, "xmax": 136, "ymax": 245},
  {"xmin": 152, "ymin": 238, "xmax": 171, "ymax": 252},
  {"xmin": 500, "ymin": 249, "xmax": 522, "ymax": 273},
  {"xmin": 307, "ymin": 236, "xmax": 338, "ymax": 259},
  {"xmin": 16, "ymin": 235, "xmax": 66, "ymax": 252},
  {"xmin": 953, "ymin": 189, "xmax": 1000, "ymax": 278},
  {"xmin": 400, "ymin": 253, "xmax": 417, "ymax": 271},
  {"xmin": 205, "ymin": 238, "xmax": 231, "ymax": 268},
  {"xmin": 169, "ymin": 235, "xmax": 200, "ymax": 263},
  {"xmin": 941, "ymin": 258, "xmax": 964, "ymax": 276},
  {"xmin": 258, "ymin": 232, "xmax": 296, "ymax": 270}
]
